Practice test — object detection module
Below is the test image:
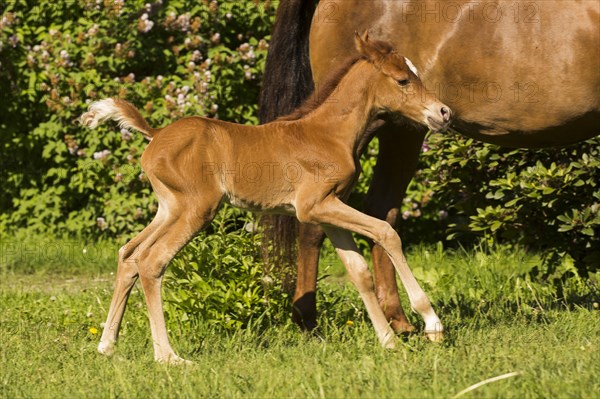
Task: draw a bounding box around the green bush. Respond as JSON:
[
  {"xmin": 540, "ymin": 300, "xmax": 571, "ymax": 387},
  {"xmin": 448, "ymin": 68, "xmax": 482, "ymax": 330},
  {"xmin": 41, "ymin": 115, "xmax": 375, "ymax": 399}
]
[
  {"xmin": 1, "ymin": 0, "xmax": 280, "ymax": 326},
  {"xmin": 164, "ymin": 206, "xmax": 290, "ymax": 330},
  {"xmin": 1, "ymin": 0, "xmax": 596, "ymax": 329},
  {"xmin": 1, "ymin": 0, "xmax": 274, "ymax": 238},
  {"xmin": 395, "ymin": 133, "xmax": 600, "ymax": 274}
]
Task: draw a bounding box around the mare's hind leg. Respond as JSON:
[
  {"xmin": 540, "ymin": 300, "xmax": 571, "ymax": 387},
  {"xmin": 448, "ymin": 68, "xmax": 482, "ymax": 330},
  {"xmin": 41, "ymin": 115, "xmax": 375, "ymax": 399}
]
[
  {"xmin": 364, "ymin": 124, "xmax": 427, "ymax": 333},
  {"xmin": 292, "ymin": 223, "xmax": 325, "ymax": 331}
]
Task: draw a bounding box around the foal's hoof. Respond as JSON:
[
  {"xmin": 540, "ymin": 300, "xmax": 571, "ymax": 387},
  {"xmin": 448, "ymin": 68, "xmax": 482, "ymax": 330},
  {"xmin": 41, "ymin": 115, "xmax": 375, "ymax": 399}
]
[
  {"xmin": 98, "ymin": 341, "xmax": 115, "ymax": 357},
  {"xmin": 382, "ymin": 336, "xmax": 396, "ymax": 349},
  {"xmin": 425, "ymin": 330, "xmax": 444, "ymax": 343},
  {"xmin": 157, "ymin": 354, "xmax": 194, "ymax": 366}
]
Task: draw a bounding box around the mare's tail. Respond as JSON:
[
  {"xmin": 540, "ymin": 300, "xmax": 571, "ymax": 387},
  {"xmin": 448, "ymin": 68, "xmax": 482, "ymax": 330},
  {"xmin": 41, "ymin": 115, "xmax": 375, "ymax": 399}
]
[
  {"xmin": 80, "ymin": 98, "xmax": 160, "ymax": 140},
  {"xmin": 259, "ymin": 0, "xmax": 316, "ymax": 122},
  {"xmin": 258, "ymin": 0, "xmax": 317, "ymax": 282}
]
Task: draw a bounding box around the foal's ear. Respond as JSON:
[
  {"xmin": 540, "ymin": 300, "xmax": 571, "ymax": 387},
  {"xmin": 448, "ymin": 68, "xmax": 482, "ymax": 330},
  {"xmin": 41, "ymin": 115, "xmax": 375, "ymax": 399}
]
[{"xmin": 354, "ymin": 30, "xmax": 374, "ymax": 59}]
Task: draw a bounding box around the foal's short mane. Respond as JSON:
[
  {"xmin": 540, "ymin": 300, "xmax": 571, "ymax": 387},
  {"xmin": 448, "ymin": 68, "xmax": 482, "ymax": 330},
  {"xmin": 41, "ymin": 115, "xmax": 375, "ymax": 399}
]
[
  {"xmin": 276, "ymin": 55, "xmax": 362, "ymax": 122},
  {"xmin": 275, "ymin": 37, "xmax": 395, "ymax": 122}
]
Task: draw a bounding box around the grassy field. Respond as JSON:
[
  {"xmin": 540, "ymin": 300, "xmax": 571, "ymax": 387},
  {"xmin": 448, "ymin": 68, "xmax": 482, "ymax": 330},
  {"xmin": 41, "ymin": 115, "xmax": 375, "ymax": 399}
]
[{"xmin": 1, "ymin": 238, "xmax": 599, "ymax": 398}]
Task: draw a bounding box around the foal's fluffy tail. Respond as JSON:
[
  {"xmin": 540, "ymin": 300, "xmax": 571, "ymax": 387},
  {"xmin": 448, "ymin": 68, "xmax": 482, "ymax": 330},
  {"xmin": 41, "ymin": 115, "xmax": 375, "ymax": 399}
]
[{"xmin": 80, "ymin": 98, "xmax": 159, "ymax": 140}]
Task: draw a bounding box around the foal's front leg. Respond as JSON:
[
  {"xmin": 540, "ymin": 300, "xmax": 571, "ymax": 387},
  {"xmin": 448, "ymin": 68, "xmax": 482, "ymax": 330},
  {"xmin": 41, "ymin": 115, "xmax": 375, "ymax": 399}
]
[
  {"xmin": 302, "ymin": 196, "xmax": 443, "ymax": 342},
  {"xmin": 322, "ymin": 226, "xmax": 396, "ymax": 348}
]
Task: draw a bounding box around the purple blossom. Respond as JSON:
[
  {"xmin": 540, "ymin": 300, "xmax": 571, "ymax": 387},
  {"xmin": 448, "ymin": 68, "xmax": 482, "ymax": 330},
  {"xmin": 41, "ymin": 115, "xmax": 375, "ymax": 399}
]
[
  {"xmin": 96, "ymin": 217, "xmax": 108, "ymax": 230},
  {"xmin": 138, "ymin": 14, "xmax": 154, "ymax": 33},
  {"xmin": 93, "ymin": 149, "xmax": 111, "ymax": 160},
  {"xmin": 120, "ymin": 129, "xmax": 133, "ymax": 142},
  {"xmin": 8, "ymin": 35, "xmax": 19, "ymax": 48}
]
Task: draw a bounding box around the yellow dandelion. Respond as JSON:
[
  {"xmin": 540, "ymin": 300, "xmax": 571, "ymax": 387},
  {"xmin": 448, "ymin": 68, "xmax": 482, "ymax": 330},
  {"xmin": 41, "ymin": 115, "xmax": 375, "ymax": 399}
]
[
  {"xmin": 346, "ymin": 320, "xmax": 354, "ymax": 326},
  {"xmin": 89, "ymin": 327, "xmax": 98, "ymax": 335}
]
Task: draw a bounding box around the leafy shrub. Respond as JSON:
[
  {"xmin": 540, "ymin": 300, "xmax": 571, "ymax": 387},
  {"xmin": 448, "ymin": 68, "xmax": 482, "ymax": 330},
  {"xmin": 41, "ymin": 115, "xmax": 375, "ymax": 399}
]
[
  {"xmin": 164, "ymin": 206, "xmax": 290, "ymax": 330},
  {"xmin": 1, "ymin": 0, "xmax": 284, "ymax": 327},
  {"xmin": 1, "ymin": 0, "xmax": 274, "ymax": 238},
  {"xmin": 395, "ymin": 133, "xmax": 599, "ymax": 274}
]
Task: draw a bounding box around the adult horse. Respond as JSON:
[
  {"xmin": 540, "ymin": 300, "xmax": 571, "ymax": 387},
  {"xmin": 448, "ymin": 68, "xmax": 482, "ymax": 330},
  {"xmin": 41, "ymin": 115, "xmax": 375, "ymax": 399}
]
[{"xmin": 259, "ymin": 0, "xmax": 600, "ymax": 333}]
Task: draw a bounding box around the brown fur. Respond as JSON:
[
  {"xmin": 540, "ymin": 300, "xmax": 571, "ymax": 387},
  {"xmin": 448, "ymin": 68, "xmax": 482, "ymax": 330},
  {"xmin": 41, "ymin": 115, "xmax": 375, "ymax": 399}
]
[
  {"xmin": 81, "ymin": 34, "xmax": 451, "ymax": 363},
  {"xmin": 263, "ymin": 0, "xmax": 599, "ymax": 333},
  {"xmin": 277, "ymin": 56, "xmax": 360, "ymax": 122}
]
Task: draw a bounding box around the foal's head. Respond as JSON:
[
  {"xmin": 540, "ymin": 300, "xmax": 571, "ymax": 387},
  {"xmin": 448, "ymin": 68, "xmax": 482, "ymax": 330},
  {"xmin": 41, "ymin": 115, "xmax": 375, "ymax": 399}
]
[{"xmin": 355, "ymin": 32, "xmax": 451, "ymax": 131}]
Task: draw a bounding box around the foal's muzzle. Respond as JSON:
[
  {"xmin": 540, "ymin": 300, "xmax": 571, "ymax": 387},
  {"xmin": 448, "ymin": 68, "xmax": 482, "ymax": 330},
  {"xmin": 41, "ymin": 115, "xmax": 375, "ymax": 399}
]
[{"xmin": 426, "ymin": 105, "xmax": 452, "ymax": 132}]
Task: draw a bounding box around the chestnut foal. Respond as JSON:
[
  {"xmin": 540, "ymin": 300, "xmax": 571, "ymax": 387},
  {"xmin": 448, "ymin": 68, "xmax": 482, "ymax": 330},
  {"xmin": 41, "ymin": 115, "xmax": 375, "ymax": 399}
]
[{"xmin": 81, "ymin": 32, "xmax": 451, "ymax": 364}]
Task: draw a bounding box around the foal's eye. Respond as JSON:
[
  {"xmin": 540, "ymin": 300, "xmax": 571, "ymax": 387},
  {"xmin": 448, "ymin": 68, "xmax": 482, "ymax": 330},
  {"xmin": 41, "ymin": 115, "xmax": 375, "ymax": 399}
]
[{"xmin": 397, "ymin": 79, "xmax": 410, "ymax": 87}]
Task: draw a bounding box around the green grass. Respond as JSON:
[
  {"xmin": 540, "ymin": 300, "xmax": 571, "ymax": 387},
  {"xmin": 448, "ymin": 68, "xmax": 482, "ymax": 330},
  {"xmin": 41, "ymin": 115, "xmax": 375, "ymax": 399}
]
[{"xmin": 1, "ymin": 238, "xmax": 599, "ymax": 398}]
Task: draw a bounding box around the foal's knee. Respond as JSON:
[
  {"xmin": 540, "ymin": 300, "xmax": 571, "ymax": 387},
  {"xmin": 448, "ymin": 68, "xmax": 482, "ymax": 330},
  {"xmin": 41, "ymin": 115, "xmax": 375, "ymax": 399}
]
[
  {"xmin": 375, "ymin": 222, "xmax": 402, "ymax": 249},
  {"xmin": 117, "ymin": 245, "xmax": 140, "ymax": 278}
]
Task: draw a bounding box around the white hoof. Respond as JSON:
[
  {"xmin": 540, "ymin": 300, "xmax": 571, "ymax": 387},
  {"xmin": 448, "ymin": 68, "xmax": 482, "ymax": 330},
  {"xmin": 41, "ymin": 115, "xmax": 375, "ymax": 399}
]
[
  {"xmin": 98, "ymin": 341, "xmax": 115, "ymax": 356},
  {"xmin": 156, "ymin": 354, "xmax": 194, "ymax": 366},
  {"xmin": 425, "ymin": 330, "xmax": 444, "ymax": 342},
  {"xmin": 379, "ymin": 330, "xmax": 396, "ymax": 349},
  {"xmin": 424, "ymin": 318, "xmax": 444, "ymax": 342}
]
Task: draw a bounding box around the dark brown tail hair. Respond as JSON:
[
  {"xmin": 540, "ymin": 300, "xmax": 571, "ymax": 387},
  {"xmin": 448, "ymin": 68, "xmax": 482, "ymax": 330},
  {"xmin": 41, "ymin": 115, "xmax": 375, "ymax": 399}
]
[{"xmin": 258, "ymin": 0, "xmax": 317, "ymax": 287}]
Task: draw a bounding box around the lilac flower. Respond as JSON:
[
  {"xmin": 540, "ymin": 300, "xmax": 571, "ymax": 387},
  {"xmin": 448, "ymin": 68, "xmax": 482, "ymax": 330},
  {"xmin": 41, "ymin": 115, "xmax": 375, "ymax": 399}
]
[
  {"xmin": 8, "ymin": 35, "xmax": 19, "ymax": 48},
  {"xmin": 96, "ymin": 217, "xmax": 108, "ymax": 230},
  {"xmin": 138, "ymin": 13, "xmax": 154, "ymax": 33},
  {"xmin": 93, "ymin": 149, "xmax": 111, "ymax": 160},
  {"xmin": 192, "ymin": 50, "xmax": 202, "ymax": 62},
  {"xmin": 176, "ymin": 13, "xmax": 191, "ymax": 32},
  {"xmin": 120, "ymin": 129, "xmax": 133, "ymax": 142},
  {"xmin": 87, "ymin": 24, "xmax": 99, "ymax": 37}
]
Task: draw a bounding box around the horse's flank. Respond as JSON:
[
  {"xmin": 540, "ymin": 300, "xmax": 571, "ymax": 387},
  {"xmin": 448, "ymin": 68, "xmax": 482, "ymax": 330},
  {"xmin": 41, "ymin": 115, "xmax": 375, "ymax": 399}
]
[{"xmin": 309, "ymin": 0, "xmax": 600, "ymax": 147}]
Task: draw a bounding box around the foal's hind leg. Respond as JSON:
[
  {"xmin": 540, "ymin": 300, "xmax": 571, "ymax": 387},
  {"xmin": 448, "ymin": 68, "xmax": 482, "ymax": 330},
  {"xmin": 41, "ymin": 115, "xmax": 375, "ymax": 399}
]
[
  {"xmin": 135, "ymin": 202, "xmax": 218, "ymax": 364},
  {"xmin": 98, "ymin": 212, "xmax": 166, "ymax": 356},
  {"xmin": 100, "ymin": 196, "xmax": 218, "ymax": 363}
]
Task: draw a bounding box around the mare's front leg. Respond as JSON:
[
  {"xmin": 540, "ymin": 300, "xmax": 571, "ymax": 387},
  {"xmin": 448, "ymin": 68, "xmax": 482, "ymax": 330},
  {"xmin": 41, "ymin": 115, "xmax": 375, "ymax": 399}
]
[{"xmin": 364, "ymin": 124, "xmax": 427, "ymax": 333}]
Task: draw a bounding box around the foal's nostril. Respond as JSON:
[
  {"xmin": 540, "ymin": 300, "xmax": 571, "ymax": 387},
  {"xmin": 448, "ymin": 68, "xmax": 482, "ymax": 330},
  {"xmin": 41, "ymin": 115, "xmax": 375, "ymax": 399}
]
[{"xmin": 440, "ymin": 107, "xmax": 450, "ymax": 122}]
